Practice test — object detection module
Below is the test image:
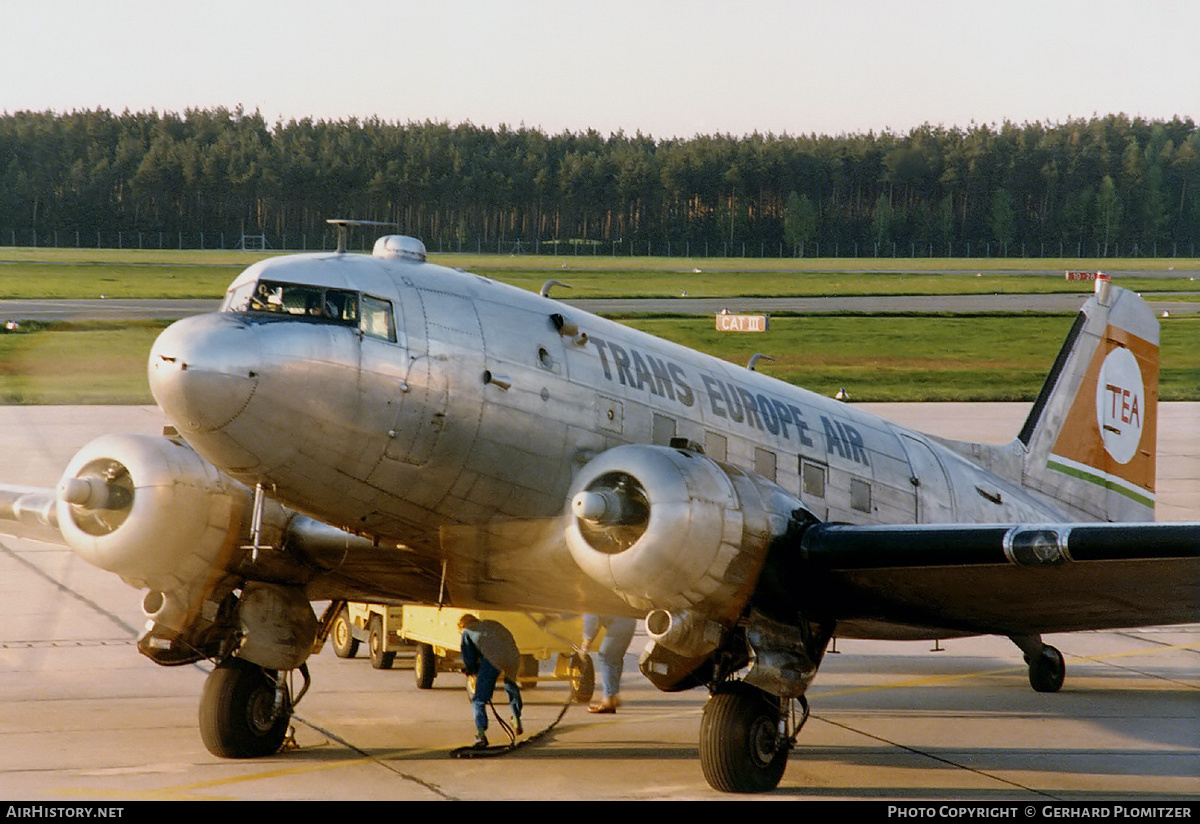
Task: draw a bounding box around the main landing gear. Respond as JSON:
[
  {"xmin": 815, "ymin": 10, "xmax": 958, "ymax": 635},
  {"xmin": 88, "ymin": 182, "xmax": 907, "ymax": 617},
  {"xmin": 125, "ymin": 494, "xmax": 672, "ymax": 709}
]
[
  {"xmin": 699, "ymin": 681, "xmax": 807, "ymax": 793},
  {"xmin": 199, "ymin": 657, "xmax": 308, "ymax": 758},
  {"xmin": 1010, "ymin": 634, "xmax": 1065, "ymax": 693},
  {"xmin": 698, "ymin": 635, "xmax": 1065, "ymax": 793}
]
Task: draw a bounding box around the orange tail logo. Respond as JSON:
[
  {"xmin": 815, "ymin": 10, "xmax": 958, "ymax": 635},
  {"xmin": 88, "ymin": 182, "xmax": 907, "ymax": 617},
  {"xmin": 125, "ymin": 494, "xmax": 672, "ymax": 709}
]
[{"xmin": 1047, "ymin": 325, "xmax": 1158, "ymax": 510}]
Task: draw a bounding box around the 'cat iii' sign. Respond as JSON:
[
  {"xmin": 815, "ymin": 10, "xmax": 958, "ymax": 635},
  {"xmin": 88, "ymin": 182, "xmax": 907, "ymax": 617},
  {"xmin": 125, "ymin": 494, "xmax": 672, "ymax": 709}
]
[{"xmin": 715, "ymin": 312, "xmax": 769, "ymax": 332}]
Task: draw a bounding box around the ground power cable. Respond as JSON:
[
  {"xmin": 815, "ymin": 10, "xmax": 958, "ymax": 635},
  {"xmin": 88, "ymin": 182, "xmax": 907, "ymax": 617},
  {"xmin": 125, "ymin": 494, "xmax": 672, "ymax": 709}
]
[{"xmin": 449, "ymin": 676, "xmax": 576, "ymax": 759}]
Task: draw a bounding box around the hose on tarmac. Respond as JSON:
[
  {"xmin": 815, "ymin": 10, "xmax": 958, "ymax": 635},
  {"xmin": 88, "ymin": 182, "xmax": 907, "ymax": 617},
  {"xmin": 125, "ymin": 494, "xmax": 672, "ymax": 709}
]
[{"xmin": 450, "ymin": 683, "xmax": 574, "ymax": 759}]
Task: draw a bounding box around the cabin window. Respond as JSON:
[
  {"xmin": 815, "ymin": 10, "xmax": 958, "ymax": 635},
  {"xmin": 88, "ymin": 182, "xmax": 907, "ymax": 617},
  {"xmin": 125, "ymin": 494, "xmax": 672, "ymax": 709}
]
[
  {"xmin": 652, "ymin": 413, "xmax": 676, "ymax": 446},
  {"xmin": 850, "ymin": 478, "xmax": 872, "ymax": 513},
  {"xmin": 802, "ymin": 460, "xmax": 826, "ymax": 498},
  {"xmin": 704, "ymin": 432, "xmax": 727, "ymax": 462},
  {"xmin": 754, "ymin": 448, "xmax": 777, "ymax": 482},
  {"xmin": 360, "ymin": 295, "xmax": 397, "ymax": 342}
]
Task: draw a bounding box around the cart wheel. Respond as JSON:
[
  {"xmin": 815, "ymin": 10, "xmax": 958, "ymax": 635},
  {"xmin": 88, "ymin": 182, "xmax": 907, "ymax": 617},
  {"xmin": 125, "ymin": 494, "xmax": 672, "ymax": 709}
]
[
  {"xmin": 415, "ymin": 643, "xmax": 437, "ymax": 689},
  {"xmin": 519, "ymin": 654, "xmax": 539, "ymax": 689},
  {"xmin": 570, "ymin": 653, "xmax": 595, "ymax": 703},
  {"xmin": 330, "ymin": 608, "xmax": 359, "ymax": 659},
  {"xmin": 368, "ymin": 616, "xmax": 395, "ymax": 670}
]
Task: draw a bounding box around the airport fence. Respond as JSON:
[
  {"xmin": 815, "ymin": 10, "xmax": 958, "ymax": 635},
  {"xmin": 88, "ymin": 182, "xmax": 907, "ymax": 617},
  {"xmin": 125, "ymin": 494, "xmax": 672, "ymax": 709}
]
[{"xmin": 1, "ymin": 227, "xmax": 1197, "ymax": 259}]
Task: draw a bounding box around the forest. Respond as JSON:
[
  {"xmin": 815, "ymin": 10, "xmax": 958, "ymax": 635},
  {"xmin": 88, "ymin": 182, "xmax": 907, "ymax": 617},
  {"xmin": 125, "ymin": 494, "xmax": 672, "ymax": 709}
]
[{"xmin": 1, "ymin": 107, "xmax": 1198, "ymax": 257}]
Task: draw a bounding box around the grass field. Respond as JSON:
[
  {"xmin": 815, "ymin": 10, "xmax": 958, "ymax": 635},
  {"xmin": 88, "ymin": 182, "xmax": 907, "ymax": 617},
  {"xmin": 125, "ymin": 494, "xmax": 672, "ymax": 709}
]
[
  {"xmin": 0, "ymin": 320, "xmax": 169, "ymax": 404},
  {"xmin": 622, "ymin": 314, "xmax": 1199, "ymax": 402},
  {"xmin": 0, "ymin": 249, "xmax": 1196, "ymax": 403},
  {"xmin": 3, "ymin": 248, "xmax": 1199, "ymax": 300}
]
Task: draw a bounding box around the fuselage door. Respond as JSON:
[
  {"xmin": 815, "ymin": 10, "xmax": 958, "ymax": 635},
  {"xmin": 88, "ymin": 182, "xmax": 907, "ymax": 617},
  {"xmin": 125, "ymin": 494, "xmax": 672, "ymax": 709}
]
[
  {"xmin": 899, "ymin": 434, "xmax": 955, "ymax": 523},
  {"xmin": 388, "ymin": 286, "xmax": 484, "ymax": 467},
  {"xmin": 356, "ymin": 290, "xmax": 437, "ymax": 468}
]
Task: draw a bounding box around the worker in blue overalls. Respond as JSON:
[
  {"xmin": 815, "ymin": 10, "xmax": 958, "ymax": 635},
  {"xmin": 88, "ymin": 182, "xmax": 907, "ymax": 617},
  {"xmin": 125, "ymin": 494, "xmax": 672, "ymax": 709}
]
[{"xmin": 458, "ymin": 614, "xmax": 524, "ymax": 748}]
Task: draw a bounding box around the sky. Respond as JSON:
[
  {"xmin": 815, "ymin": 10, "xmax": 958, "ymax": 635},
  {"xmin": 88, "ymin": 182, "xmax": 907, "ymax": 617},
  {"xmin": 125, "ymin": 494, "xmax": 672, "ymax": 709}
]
[{"xmin": 3, "ymin": 0, "xmax": 1197, "ymax": 139}]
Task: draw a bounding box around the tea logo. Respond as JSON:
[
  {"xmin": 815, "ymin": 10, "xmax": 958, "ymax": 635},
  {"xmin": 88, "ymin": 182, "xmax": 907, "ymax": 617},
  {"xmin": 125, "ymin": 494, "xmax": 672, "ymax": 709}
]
[{"xmin": 1095, "ymin": 346, "xmax": 1144, "ymax": 465}]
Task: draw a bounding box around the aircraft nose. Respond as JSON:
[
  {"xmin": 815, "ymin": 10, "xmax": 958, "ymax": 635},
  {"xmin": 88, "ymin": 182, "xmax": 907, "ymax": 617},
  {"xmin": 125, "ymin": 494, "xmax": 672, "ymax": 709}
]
[{"xmin": 149, "ymin": 313, "xmax": 261, "ymax": 434}]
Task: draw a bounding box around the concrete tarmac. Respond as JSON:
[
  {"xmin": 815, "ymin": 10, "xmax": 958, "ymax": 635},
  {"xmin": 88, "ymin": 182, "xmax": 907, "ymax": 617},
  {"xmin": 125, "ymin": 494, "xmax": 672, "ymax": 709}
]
[{"xmin": 0, "ymin": 405, "xmax": 1196, "ymax": 801}]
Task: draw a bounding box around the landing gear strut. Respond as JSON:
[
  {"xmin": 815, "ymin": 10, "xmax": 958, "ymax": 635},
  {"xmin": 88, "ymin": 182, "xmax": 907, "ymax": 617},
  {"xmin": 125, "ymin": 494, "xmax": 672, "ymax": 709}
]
[
  {"xmin": 199, "ymin": 657, "xmax": 296, "ymax": 758},
  {"xmin": 700, "ymin": 681, "xmax": 800, "ymax": 793},
  {"xmin": 1010, "ymin": 634, "xmax": 1065, "ymax": 693}
]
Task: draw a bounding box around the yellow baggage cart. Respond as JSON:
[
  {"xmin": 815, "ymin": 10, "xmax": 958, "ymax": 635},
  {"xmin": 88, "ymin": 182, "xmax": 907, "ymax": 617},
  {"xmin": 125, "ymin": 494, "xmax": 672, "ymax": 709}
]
[{"xmin": 328, "ymin": 602, "xmax": 594, "ymax": 702}]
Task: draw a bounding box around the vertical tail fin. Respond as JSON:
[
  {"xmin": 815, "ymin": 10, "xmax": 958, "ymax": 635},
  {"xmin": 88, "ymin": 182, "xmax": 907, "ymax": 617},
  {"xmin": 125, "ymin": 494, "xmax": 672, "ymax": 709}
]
[{"xmin": 1018, "ymin": 279, "xmax": 1159, "ymax": 522}]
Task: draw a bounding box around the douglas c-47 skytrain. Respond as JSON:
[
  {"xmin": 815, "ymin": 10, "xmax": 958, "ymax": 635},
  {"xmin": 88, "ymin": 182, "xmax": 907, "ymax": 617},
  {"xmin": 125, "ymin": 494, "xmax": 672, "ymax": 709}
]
[{"xmin": 2, "ymin": 226, "xmax": 1196, "ymax": 793}]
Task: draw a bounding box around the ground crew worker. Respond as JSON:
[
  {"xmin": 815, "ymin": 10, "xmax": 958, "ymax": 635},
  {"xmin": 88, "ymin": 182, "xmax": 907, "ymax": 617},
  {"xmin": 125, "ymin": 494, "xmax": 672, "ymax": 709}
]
[
  {"xmin": 581, "ymin": 615, "xmax": 637, "ymax": 713},
  {"xmin": 458, "ymin": 614, "xmax": 523, "ymax": 748}
]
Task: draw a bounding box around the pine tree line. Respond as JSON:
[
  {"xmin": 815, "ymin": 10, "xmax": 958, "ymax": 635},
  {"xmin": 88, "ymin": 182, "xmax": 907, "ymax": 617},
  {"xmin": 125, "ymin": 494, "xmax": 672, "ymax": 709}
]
[{"xmin": 2, "ymin": 107, "xmax": 1198, "ymax": 256}]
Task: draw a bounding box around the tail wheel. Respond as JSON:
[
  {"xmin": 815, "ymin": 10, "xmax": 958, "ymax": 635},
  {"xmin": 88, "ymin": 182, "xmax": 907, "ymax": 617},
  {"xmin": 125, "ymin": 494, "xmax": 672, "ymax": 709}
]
[
  {"xmin": 368, "ymin": 615, "xmax": 395, "ymax": 670},
  {"xmin": 414, "ymin": 643, "xmax": 437, "ymax": 689},
  {"xmin": 570, "ymin": 653, "xmax": 595, "ymax": 704},
  {"xmin": 1027, "ymin": 645, "xmax": 1065, "ymax": 693},
  {"xmin": 700, "ymin": 681, "xmax": 788, "ymax": 793},
  {"xmin": 330, "ymin": 609, "xmax": 359, "ymax": 659},
  {"xmin": 199, "ymin": 658, "xmax": 291, "ymax": 758}
]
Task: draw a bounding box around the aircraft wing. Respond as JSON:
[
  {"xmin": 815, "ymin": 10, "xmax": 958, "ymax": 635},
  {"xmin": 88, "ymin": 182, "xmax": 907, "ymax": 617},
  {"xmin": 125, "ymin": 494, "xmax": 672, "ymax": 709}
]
[
  {"xmin": 789, "ymin": 521, "xmax": 1200, "ymax": 639},
  {"xmin": 0, "ymin": 434, "xmax": 446, "ymax": 632},
  {"xmin": 0, "ymin": 484, "xmax": 62, "ymax": 543}
]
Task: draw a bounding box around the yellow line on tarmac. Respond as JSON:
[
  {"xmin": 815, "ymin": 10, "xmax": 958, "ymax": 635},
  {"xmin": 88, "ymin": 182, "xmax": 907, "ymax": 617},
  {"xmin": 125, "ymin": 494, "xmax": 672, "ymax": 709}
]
[
  {"xmin": 52, "ymin": 757, "xmax": 370, "ymax": 801},
  {"xmin": 50, "ymin": 744, "xmax": 449, "ymax": 801}
]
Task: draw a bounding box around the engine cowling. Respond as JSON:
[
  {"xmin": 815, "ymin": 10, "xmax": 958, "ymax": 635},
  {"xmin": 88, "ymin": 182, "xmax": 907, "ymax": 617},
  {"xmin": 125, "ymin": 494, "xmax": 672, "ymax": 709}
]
[
  {"xmin": 54, "ymin": 434, "xmax": 337, "ymax": 670},
  {"xmin": 56, "ymin": 433, "xmax": 259, "ymax": 597},
  {"xmin": 565, "ymin": 444, "xmax": 801, "ymax": 620}
]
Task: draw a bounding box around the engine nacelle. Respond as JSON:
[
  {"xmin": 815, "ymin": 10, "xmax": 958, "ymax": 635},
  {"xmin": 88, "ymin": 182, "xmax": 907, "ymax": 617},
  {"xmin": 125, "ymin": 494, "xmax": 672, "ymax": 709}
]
[
  {"xmin": 54, "ymin": 433, "xmax": 335, "ymax": 670},
  {"xmin": 55, "ymin": 434, "xmax": 273, "ymax": 628},
  {"xmin": 565, "ymin": 444, "xmax": 801, "ymax": 619}
]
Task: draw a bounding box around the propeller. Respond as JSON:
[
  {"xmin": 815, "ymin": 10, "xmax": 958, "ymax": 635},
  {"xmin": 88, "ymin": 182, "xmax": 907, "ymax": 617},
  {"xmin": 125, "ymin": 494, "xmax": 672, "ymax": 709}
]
[{"xmin": 571, "ymin": 471, "xmax": 650, "ymax": 554}]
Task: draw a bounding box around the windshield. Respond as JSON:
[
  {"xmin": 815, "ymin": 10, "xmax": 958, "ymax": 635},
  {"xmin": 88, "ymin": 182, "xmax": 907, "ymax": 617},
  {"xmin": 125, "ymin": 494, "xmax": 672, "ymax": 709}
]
[{"xmin": 223, "ymin": 279, "xmax": 396, "ymax": 342}]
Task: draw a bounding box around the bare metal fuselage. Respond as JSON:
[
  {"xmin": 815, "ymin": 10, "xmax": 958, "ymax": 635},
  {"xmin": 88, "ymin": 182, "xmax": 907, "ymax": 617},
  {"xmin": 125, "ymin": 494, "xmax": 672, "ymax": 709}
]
[
  {"xmin": 1, "ymin": 236, "xmax": 1191, "ymax": 788},
  {"xmin": 148, "ymin": 250, "xmax": 1076, "ymax": 620}
]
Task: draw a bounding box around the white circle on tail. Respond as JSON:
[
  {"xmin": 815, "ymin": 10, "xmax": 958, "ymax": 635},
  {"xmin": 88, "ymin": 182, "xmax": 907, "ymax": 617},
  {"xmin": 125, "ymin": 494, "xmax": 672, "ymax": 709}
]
[{"xmin": 1094, "ymin": 346, "xmax": 1145, "ymax": 465}]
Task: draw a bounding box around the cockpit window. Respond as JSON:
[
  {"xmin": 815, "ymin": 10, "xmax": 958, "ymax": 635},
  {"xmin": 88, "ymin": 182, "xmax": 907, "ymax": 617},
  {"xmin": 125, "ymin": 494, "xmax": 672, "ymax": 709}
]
[
  {"xmin": 241, "ymin": 280, "xmax": 360, "ymax": 323},
  {"xmin": 223, "ymin": 279, "xmax": 398, "ymax": 343},
  {"xmin": 360, "ymin": 294, "xmax": 396, "ymax": 342}
]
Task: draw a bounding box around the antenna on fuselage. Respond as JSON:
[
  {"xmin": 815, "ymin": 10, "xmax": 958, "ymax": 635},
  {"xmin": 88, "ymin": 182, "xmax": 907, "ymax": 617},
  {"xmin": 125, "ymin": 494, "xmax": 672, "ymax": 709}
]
[
  {"xmin": 747, "ymin": 353, "xmax": 774, "ymax": 371},
  {"xmin": 540, "ymin": 279, "xmax": 572, "ymax": 297},
  {"xmin": 326, "ymin": 219, "xmax": 398, "ymax": 253}
]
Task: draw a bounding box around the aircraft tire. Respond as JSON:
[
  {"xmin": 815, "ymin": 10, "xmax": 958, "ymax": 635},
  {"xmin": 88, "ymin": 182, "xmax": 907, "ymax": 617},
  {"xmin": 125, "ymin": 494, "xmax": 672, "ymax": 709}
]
[
  {"xmin": 368, "ymin": 616, "xmax": 395, "ymax": 670},
  {"xmin": 415, "ymin": 643, "xmax": 436, "ymax": 689},
  {"xmin": 1028, "ymin": 645, "xmax": 1065, "ymax": 693},
  {"xmin": 331, "ymin": 609, "xmax": 359, "ymax": 659},
  {"xmin": 700, "ymin": 681, "xmax": 788, "ymax": 793},
  {"xmin": 199, "ymin": 658, "xmax": 290, "ymax": 759},
  {"xmin": 570, "ymin": 653, "xmax": 594, "ymax": 704}
]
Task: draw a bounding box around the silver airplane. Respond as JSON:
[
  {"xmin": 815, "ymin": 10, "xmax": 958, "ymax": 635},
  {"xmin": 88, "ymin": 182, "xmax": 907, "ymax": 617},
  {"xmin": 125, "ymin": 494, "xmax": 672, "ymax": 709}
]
[{"xmin": 2, "ymin": 229, "xmax": 1196, "ymax": 793}]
